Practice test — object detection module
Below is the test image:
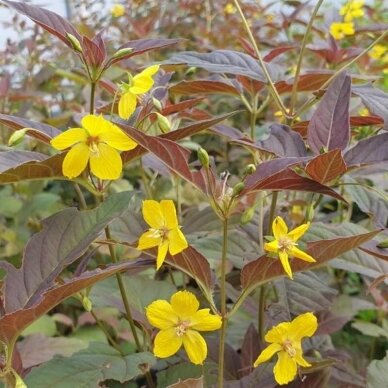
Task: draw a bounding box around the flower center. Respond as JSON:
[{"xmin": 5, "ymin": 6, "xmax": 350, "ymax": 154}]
[
  {"xmin": 175, "ymin": 320, "xmax": 190, "ymax": 337},
  {"xmin": 278, "ymin": 236, "xmax": 296, "ymax": 252},
  {"xmin": 149, "ymin": 226, "xmax": 170, "ymax": 241},
  {"xmin": 282, "ymin": 339, "xmax": 297, "ymax": 358},
  {"xmin": 87, "ymin": 136, "xmax": 100, "ymax": 155}
]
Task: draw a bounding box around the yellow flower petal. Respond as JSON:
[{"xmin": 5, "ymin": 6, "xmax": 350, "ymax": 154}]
[
  {"xmin": 295, "ymin": 349, "xmax": 311, "ymax": 367},
  {"xmin": 168, "ymin": 228, "xmax": 188, "ymax": 256},
  {"xmin": 170, "ymin": 290, "xmax": 199, "ymax": 318},
  {"xmin": 182, "ymin": 329, "xmax": 207, "ymax": 365},
  {"xmin": 264, "ymin": 240, "xmax": 279, "ymax": 253},
  {"xmin": 118, "ymin": 92, "xmax": 137, "ymax": 120},
  {"xmin": 146, "ymin": 300, "xmax": 178, "ymax": 330},
  {"xmin": 62, "ymin": 142, "xmax": 90, "ymax": 178},
  {"xmin": 190, "ymin": 309, "xmax": 222, "ymax": 331},
  {"xmin": 288, "ymin": 312, "xmax": 317, "ymax": 341},
  {"xmin": 289, "ymin": 246, "xmax": 315, "ymax": 263},
  {"xmin": 50, "ymin": 128, "xmax": 87, "ymax": 150},
  {"xmin": 272, "ymin": 216, "xmax": 288, "ymax": 240},
  {"xmin": 264, "ymin": 322, "xmax": 291, "ymax": 343},
  {"xmin": 89, "ymin": 143, "xmax": 122, "ymax": 180},
  {"xmin": 137, "ymin": 230, "xmax": 161, "ymax": 250},
  {"xmin": 287, "ymin": 222, "xmax": 310, "ymax": 242},
  {"xmin": 160, "ymin": 200, "xmax": 178, "ymax": 229},
  {"xmin": 153, "ymin": 327, "xmax": 182, "ymax": 358},
  {"xmin": 99, "ymin": 123, "xmax": 137, "ymax": 151},
  {"xmin": 273, "ymin": 351, "xmax": 297, "ymax": 385},
  {"xmin": 156, "ymin": 240, "xmax": 169, "ymax": 270},
  {"xmin": 253, "ymin": 343, "xmax": 282, "ymax": 367},
  {"xmin": 81, "ymin": 114, "xmax": 108, "ymax": 136},
  {"xmin": 279, "ymin": 250, "xmax": 293, "ymax": 279},
  {"xmin": 131, "ymin": 65, "xmax": 160, "ymax": 94},
  {"xmin": 142, "ymin": 200, "xmax": 164, "ymax": 229}
]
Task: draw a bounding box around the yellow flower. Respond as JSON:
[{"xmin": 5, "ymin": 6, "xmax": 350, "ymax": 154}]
[
  {"xmin": 137, "ymin": 200, "xmax": 188, "ymax": 270},
  {"xmin": 340, "ymin": 1, "xmax": 364, "ymax": 22},
  {"xmin": 146, "ymin": 290, "xmax": 222, "ymax": 364},
  {"xmin": 329, "ymin": 22, "xmax": 355, "ymax": 40},
  {"xmin": 369, "ymin": 44, "xmax": 388, "ymax": 62},
  {"xmin": 118, "ymin": 65, "xmax": 160, "ymax": 120},
  {"xmin": 224, "ymin": 3, "xmax": 236, "ymax": 14},
  {"xmin": 264, "ymin": 216, "xmax": 315, "ymax": 279},
  {"xmin": 254, "ymin": 312, "xmax": 317, "ymax": 385},
  {"xmin": 111, "ymin": 4, "xmax": 125, "ymax": 18},
  {"xmin": 50, "ymin": 114, "xmax": 136, "ymax": 180}
]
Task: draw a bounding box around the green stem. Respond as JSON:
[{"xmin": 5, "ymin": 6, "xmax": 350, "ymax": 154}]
[
  {"xmin": 258, "ymin": 285, "xmax": 266, "ymax": 341},
  {"xmin": 104, "ymin": 226, "xmax": 142, "ymax": 351},
  {"xmin": 289, "ymin": 0, "xmax": 324, "ymax": 117},
  {"xmin": 257, "ymin": 192, "xmax": 265, "ymax": 254},
  {"xmin": 139, "ymin": 158, "xmax": 153, "ymax": 199},
  {"xmin": 233, "ymin": 0, "xmax": 288, "ymax": 116},
  {"xmin": 90, "ymin": 81, "xmax": 96, "ymax": 114},
  {"xmin": 295, "ymin": 29, "xmax": 388, "ymax": 118},
  {"xmin": 73, "ymin": 183, "xmax": 87, "ymax": 210},
  {"xmin": 250, "ymin": 94, "xmax": 258, "ymax": 140},
  {"xmin": 217, "ymin": 217, "xmax": 229, "ymax": 388}
]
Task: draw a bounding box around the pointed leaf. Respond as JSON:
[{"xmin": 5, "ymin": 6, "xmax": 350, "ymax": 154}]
[
  {"xmin": 307, "ymin": 72, "xmax": 351, "ymax": 153},
  {"xmin": 1, "ymin": 191, "xmax": 135, "ymax": 313},
  {"xmin": 24, "ymin": 342, "xmax": 155, "ymax": 387},
  {"xmin": 0, "ymin": 260, "xmax": 149, "ymax": 345},
  {"xmin": 3, "ymin": 0, "xmax": 82, "ymax": 49},
  {"xmin": 0, "ymin": 113, "xmax": 60, "ymax": 143},
  {"xmin": 305, "ymin": 149, "xmax": 347, "ymax": 183},
  {"xmin": 170, "ymin": 80, "xmax": 240, "ymax": 96},
  {"xmin": 240, "ymin": 324, "xmax": 260, "ymax": 377},
  {"xmin": 344, "ymin": 133, "xmax": 388, "ymax": 167}
]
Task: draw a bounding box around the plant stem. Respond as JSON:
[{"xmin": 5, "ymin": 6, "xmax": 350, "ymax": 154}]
[
  {"xmin": 257, "ymin": 191, "xmax": 265, "ymax": 254},
  {"xmin": 295, "ymin": 29, "xmax": 388, "ymax": 118},
  {"xmin": 250, "ymin": 94, "xmax": 258, "ymax": 140},
  {"xmin": 104, "ymin": 226, "xmax": 142, "ymax": 351},
  {"xmin": 258, "ymin": 285, "xmax": 266, "ymax": 340},
  {"xmin": 289, "ymin": 0, "xmax": 324, "ymax": 117},
  {"xmin": 218, "ymin": 217, "xmax": 229, "ymax": 388},
  {"xmin": 267, "ymin": 191, "xmax": 278, "ymax": 234},
  {"xmin": 90, "ymin": 81, "xmax": 96, "ymax": 114},
  {"xmin": 73, "ymin": 183, "xmax": 87, "ymax": 210},
  {"xmin": 233, "ymin": 0, "xmax": 288, "ymax": 116}
]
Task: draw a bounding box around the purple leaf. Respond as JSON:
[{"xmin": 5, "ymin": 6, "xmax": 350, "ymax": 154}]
[
  {"xmin": 0, "ymin": 151, "xmax": 48, "ymax": 174},
  {"xmin": 352, "ymin": 83, "xmax": 388, "ymax": 130},
  {"xmin": 307, "ymin": 72, "xmax": 351, "ymax": 153}
]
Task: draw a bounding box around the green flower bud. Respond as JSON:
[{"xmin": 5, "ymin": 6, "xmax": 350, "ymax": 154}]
[
  {"xmin": 232, "ymin": 182, "xmax": 245, "ymax": 196},
  {"xmin": 244, "ymin": 164, "xmax": 256, "ymax": 175},
  {"xmin": 111, "ymin": 47, "xmax": 133, "ymax": 60},
  {"xmin": 241, "ymin": 206, "xmax": 255, "ymax": 224},
  {"xmin": 8, "ymin": 128, "xmax": 28, "ymax": 146},
  {"xmin": 377, "ymin": 240, "xmax": 388, "ymax": 249},
  {"xmin": 82, "ymin": 295, "xmax": 93, "ymax": 312},
  {"xmin": 197, "ymin": 147, "xmax": 210, "ymax": 168},
  {"xmin": 152, "ymin": 97, "xmax": 163, "ymax": 111},
  {"xmin": 66, "ymin": 33, "xmax": 83, "ymax": 53},
  {"xmin": 156, "ymin": 113, "xmax": 171, "ymax": 133}
]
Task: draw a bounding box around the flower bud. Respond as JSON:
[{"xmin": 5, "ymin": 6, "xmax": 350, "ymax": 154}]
[
  {"xmin": 156, "ymin": 113, "xmax": 171, "ymax": 133},
  {"xmin": 152, "ymin": 97, "xmax": 162, "ymax": 111},
  {"xmin": 197, "ymin": 147, "xmax": 210, "ymax": 168},
  {"xmin": 66, "ymin": 33, "xmax": 83, "ymax": 53},
  {"xmin": 8, "ymin": 128, "xmax": 28, "ymax": 146},
  {"xmin": 232, "ymin": 182, "xmax": 245, "ymax": 196},
  {"xmin": 111, "ymin": 47, "xmax": 133, "ymax": 60},
  {"xmin": 241, "ymin": 206, "xmax": 255, "ymax": 224},
  {"xmin": 377, "ymin": 240, "xmax": 388, "ymax": 249},
  {"xmin": 82, "ymin": 295, "xmax": 93, "ymax": 312},
  {"xmin": 244, "ymin": 164, "xmax": 256, "ymax": 175}
]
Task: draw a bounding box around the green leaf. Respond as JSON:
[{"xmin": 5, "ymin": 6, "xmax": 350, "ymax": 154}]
[
  {"xmin": 352, "ymin": 320, "xmax": 388, "ymax": 339},
  {"xmin": 21, "ymin": 315, "xmax": 57, "ymax": 337},
  {"xmin": 24, "ymin": 342, "xmax": 155, "ymax": 387},
  {"xmin": 367, "ymin": 352, "xmax": 388, "ymax": 388}
]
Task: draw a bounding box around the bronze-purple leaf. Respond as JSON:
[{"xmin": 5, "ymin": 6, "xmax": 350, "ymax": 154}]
[{"xmin": 307, "ymin": 72, "xmax": 351, "ymax": 153}]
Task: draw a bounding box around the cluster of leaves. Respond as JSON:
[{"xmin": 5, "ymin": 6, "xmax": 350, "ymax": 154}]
[{"xmin": 0, "ymin": 0, "xmax": 387, "ymax": 387}]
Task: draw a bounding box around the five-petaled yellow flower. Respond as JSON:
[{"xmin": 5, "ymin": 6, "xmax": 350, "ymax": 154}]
[
  {"xmin": 329, "ymin": 22, "xmax": 355, "ymax": 40},
  {"xmin": 264, "ymin": 216, "xmax": 315, "ymax": 279},
  {"xmin": 254, "ymin": 312, "xmax": 317, "ymax": 385},
  {"xmin": 50, "ymin": 114, "xmax": 136, "ymax": 180},
  {"xmin": 110, "ymin": 4, "xmax": 125, "ymax": 18},
  {"xmin": 340, "ymin": 0, "xmax": 364, "ymax": 22},
  {"xmin": 138, "ymin": 200, "xmax": 188, "ymax": 270},
  {"xmin": 118, "ymin": 65, "xmax": 160, "ymax": 120},
  {"xmin": 146, "ymin": 290, "xmax": 222, "ymax": 364}
]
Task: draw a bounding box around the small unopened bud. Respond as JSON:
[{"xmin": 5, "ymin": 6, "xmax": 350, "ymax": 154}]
[
  {"xmin": 8, "ymin": 128, "xmax": 28, "ymax": 146},
  {"xmin": 66, "ymin": 33, "xmax": 83, "ymax": 53},
  {"xmin": 156, "ymin": 113, "xmax": 171, "ymax": 133},
  {"xmin": 197, "ymin": 147, "xmax": 210, "ymax": 168},
  {"xmin": 241, "ymin": 206, "xmax": 255, "ymax": 224},
  {"xmin": 152, "ymin": 97, "xmax": 162, "ymax": 111},
  {"xmin": 244, "ymin": 164, "xmax": 256, "ymax": 175},
  {"xmin": 82, "ymin": 295, "xmax": 93, "ymax": 312},
  {"xmin": 306, "ymin": 204, "xmax": 315, "ymax": 222},
  {"xmin": 377, "ymin": 240, "xmax": 388, "ymax": 249},
  {"xmin": 232, "ymin": 182, "xmax": 245, "ymax": 196},
  {"xmin": 111, "ymin": 47, "xmax": 133, "ymax": 60}
]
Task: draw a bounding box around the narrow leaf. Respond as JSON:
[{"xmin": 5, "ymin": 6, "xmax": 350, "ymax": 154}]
[
  {"xmin": 307, "ymin": 72, "xmax": 351, "ymax": 153},
  {"xmin": 170, "ymin": 80, "xmax": 240, "ymax": 96}
]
